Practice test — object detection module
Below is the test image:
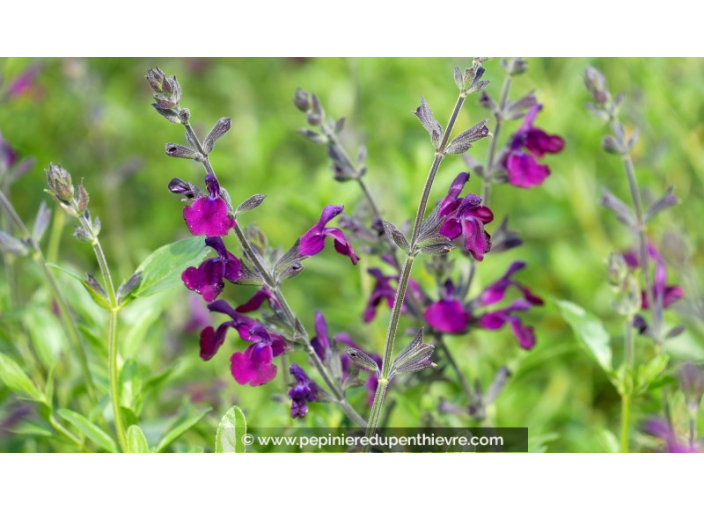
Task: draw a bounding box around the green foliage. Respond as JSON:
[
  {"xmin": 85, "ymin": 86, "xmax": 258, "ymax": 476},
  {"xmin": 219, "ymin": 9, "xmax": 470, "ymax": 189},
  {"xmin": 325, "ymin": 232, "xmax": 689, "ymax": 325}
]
[
  {"xmin": 0, "ymin": 352, "xmax": 46, "ymax": 403},
  {"xmin": 556, "ymin": 300, "xmax": 613, "ymax": 376},
  {"xmin": 215, "ymin": 405, "xmax": 247, "ymax": 453},
  {"xmin": 57, "ymin": 409, "xmax": 118, "ymax": 453},
  {"xmin": 127, "ymin": 425, "xmax": 150, "ymax": 453}
]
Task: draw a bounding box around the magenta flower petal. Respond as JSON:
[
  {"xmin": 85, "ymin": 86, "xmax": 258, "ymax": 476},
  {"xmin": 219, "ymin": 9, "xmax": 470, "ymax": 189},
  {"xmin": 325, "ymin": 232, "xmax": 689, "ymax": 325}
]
[
  {"xmin": 424, "ymin": 299, "xmax": 470, "ymax": 334},
  {"xmin": 199, "ymin": 324, "xmax": 230, "ymax": 360},
  {"xmin": 507, "ymin": 316, "xmax": 536, "ymax": 350},
  {"xmin": 230, "ymin": 343, "xmax": 277, "ymax": 387},
  {"xmin": 299, "ymin": 205, "xmax": 359, "ymax": 264},
  {"xmin": 182, "ymin": 237, "xmax": 241, "ymax": 303},
  {"xmin": 310, "ymin": 311, "xmax": 331, "ymax": 360},
  {"xmin": 525, "ymin": 129, "xmax": 565, "ymax": 158},
  {"xmin": 505, "ymin": 152, "xmax": 551, "ymax": 188},
  {"xmin": 363, "ymin": 268, "xmax": 397, "ymax": 322},
  {"xmin": 235, "ymin": 288, "xmax": 279, "ymax": 313},
  {"xmin": 461, "ymin": 217, "xmax": 492, "ymax": 261},
  {"xmin": 184, "ymin": 196, "xmax": 236, "ymax": 236}
]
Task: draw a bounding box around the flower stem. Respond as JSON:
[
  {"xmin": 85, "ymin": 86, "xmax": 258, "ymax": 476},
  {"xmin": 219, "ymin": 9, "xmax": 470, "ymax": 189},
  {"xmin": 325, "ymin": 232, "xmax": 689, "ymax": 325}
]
[
  {"xmin": 482, "ymin": 76, "xmax": 512, "ymax": 206},
  {"xmin": 620, "ymin": 151, "xmax": 660, "ymax": 343},
  {"xmin": 365, "ymin": 92, "xmax": 468, "ymax": 440},
  {"xmin": 620, "ymin": 318, "xmax": 634, "ymax": 453},
  {"xmin": 182, "ymin": 118, "xmax": 367, "ymax": 428},
  {"xmin": 76, "ymin": 209, "xmax": 127, "ymax": 452},
  {"xmin": 0, "ymin": 189, "xmax": 97, "ymax": 403},
  {"xmin": 620, "ymin": 391, "xmax": 631, "ymax": 453}
]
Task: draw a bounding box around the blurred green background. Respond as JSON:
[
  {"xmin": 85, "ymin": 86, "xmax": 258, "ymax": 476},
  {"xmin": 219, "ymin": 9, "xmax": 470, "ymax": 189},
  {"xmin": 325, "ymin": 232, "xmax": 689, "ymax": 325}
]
[{"xmin": 1, "ymin": 58, "xmax": 703, "ymax": 452}]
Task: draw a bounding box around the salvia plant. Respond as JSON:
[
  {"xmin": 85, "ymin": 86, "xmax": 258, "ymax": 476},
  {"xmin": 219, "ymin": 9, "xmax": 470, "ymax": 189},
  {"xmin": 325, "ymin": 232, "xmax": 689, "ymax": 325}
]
[{"xmin": 1, "ymin": 58, "xmax": 703, "ymax": 454}]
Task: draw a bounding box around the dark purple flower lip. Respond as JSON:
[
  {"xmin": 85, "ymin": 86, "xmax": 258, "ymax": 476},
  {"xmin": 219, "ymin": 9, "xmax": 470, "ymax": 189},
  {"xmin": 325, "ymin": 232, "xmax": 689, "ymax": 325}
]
[
  {"xmin": 437, "ymin": 173, "xmax": 494, "ymax": 261},
  {"xmin": 182, "ymin": 237, "xmax": 242, "ymax": 303},
  {"xmin": 183, "ymin": 173, "xmax": 236, "ymax": 237},
  {"xmin": 299, "ymin": 204, "xmax": 359, "ymax": 265}
]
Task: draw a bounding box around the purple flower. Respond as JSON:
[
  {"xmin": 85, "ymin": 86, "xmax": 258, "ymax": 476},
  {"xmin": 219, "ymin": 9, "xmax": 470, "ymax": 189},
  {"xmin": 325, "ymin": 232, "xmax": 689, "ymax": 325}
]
[
  {"xmin": 182, "ymin": 237, "xmax": 242, "ymax": 303},
  {"xmin": 623, "ymin": 244, "xmax": 683, "ymax": 311},
  {"xmin": 288, "ymin": 364, "xmax": 318, "ymax": 418},
  {"xmin": 363, "ymin": 268, "xmax": 398, "ymax": 322},
  {"xmin": 478, "ymin": 299, "xmax": 537, "ymax": 350},
  {"xmin": 200, "ymin": 300, "xmax": 284, "ymax": 387},
  {"xmin": 7, "ymin": 63, "xmax": 41, "ymax": 98},
  {"xmin": 299, "ymin": 205, "xmax": 359, "ymax": 264},
  {"xmin": 480, "ymin": 261, "xmax": 544, "ymax": 306},
  {"xmin": 643, "ymin": 418, "xmax": 698, "ymax": 453},
  {"xmin": 235, "ymin": 288, "xmax": 279, "ymax": 313},
  {"xmin": 336, "ymin": 333, "xmax": 382, "ymax": 406},
  {"xmin": 438, "ymin": 173, "xmax": 494, "ymax": 261},
  {"xmin": 183, "ymin": 173, "xmax": 236, "ymax": 237},
  {"xmin": 424, "ymin": 280, "xmax": 471, "ymax": 334},
  {"xmin": 310, "ymin": 310, "xmax": 331, "ymax": 360},
  {"xmin": 0, "ymin": 131, "xmax": 17, "ymax": 171},
  {"xmin": 503, "ymin": 105, "xmax": 564, "ymax": 188}
]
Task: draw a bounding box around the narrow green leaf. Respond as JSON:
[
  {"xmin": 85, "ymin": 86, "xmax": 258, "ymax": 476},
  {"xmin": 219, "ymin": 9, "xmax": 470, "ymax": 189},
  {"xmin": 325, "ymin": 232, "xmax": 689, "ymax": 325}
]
[
  {"xmin": 57, "ymin": 409, "xmax": 118, "ymax": 453},
  {"xmin": 46, "ymin": 263, "xmax": 111, "ymax": 310},
  {"xmin": 215, "ymin": 405, "xmax": 247, "ymax": 453},
  {"xmin": 156, "ymin": 408, "xmax": 211, "ymax": 452},
  {"xmin": 637, "ymin": 354, "xmax": 670, "ymax": 394},
  {"xmin": 133, "ymin": 237, "xmax": 211, "ymax": 298},
  {"xmin": 557, "ymin": 300, "xmax": 612, "ymax": 374},
  {"xmin": 127, "ymin": 425, "xmax": 150, "ymax": 453},
  {"xmin": 0, "ymin": 352, "xmax": 46, "ymax": 403}
]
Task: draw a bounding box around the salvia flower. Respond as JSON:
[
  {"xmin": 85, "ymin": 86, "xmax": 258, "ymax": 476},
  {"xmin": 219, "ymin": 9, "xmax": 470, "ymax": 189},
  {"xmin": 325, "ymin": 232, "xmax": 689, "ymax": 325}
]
[
  {"xmin": 200, "ymin": 300, "xmax": 285, "ymax": 387},
  {"xmin": 480, "ymin": 261, "xmax": 544, "ymax": 306},
  {"xmin": 182, "ymin": 236, "xmax": 242, "ymax": 302},
  {"xmin": 623, "ymin": 244, "xmax": 683, "ymax": 311},
  {"xmin": 310, "ymin": 310, "xmax": 331, "ymax": 360},
  {"xmin": 363, "ymin": 268, "xmax": 398, "ymax": 322},
  {"xmin": 424, "ymin": 280, "xmax": 471, "ymax": 334},
  {"xmin": 235, "ymin": 287, "xmax": 279, "ymax": 313},
  {"xmin": 183, "ymin": 173, "xmax": 236, "ymax": 237},
  {"xmin": 299, "ymin": 205, "xmax": 359, "ymax": 264},
  {"xmin": 288, "ymin": 364, "xmax": 318, "ymax": 418},
  {"xmin": 478, "ymin": 299, "xmax": 537, "ymax": 350},
  {"xmin": 643, "ymin": 418, "xmax": 698, "ymax": 453},
  {"xmin": 423, "ymin": 262, "xmax": 542, "ymax": 350},
  {"xmin": 503, "ymin": 105, "xmax": 564, "ymax": 188},
  {"xmin": 437, "ymin": 172, "xmax": 494, "ymax": 261}
]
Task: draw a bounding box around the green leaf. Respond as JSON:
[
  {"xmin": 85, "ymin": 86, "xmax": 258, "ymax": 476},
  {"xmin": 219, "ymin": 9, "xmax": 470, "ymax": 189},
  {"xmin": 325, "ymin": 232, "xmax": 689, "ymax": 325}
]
[
  {"xmin": 127, "ymin": 425, "xmax": 150, "ymax": 453},
  {"xmin": 557, "ymin": 300, "xmax": 612, "ymax": 374},
  {"xmin": 133, "ymin": 237, "xmax": 211, "ymax": 299},
  {"xmin": 0, "ymin": 352, "xmax": 46, "ymax": 403},
  {"xmin": 22, "ymin": 306, "xmax": 64, "ymax": 370},
  {"xmin": 156, "ymin": 407, "xmax": 211, "ymax": 453},
  {"xmin": 215, "ymin": 405, "xmax": 247, "ymax": 453},
  {"xmin": 636, "ymin": 354, "xmax": 670, "ymax": 394},
  {"xmin": 46, "ymin": 263, "xmax": 111, "ymax": 310},
  {"xmin": 57, "ymin": 409, "xmax": 118, "ymax": 453}
]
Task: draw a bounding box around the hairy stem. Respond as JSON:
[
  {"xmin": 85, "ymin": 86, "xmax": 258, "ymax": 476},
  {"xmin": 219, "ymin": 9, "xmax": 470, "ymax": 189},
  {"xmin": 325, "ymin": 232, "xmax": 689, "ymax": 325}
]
[
  {"xmin": 77, "ymin": 208, "xmax": 127, "ymax": 452},
  {"xmin": 183, "ymin": 120, "xmax": 367, "ymax": 427},
  {"xmin": 0, "ymin": 189, "xmax": 97, "ymax": 402},
  {"xmin": 620, "ymin": 152, "xmax": 660, "ymax": 343},
  {"xmin": 620, "ymin": 318, "xmax": 634, "ymax": 453},
  {"xmin": 366, "ymin": 92, "xmax": 467, "ymax": 438},
  {"xmin": 482, "ymin": 76, "xmax": 512, "ymax": 206}
]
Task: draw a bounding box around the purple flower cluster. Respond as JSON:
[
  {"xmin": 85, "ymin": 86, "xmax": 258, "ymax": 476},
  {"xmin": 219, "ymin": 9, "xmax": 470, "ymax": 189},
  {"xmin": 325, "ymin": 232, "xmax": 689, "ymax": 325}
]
[
  {"xmin": 424, "ymin": 262, "xmax": 543, "ymax": 350},
  {"xmin": 288, "ymin": 364, "xmax": 318, "ymax": 418},
  {"xmin": 503, "ymin": 105, "xmax": 564, "ymax": 188}
]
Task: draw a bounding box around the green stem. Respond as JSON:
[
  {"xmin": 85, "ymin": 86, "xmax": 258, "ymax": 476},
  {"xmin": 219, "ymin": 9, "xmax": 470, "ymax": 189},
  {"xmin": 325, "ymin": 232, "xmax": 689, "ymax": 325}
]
[
  {"xmin": 0, "ymin": 189, "xmax": 97, "ymax": 402},
  {"xmin": 620, "ymin": 152, "xmax": 660, "ymax": 343},
  {"xmin": 482, "ymin": 76, "xmax": 512, "ymax": 206},
  {"xmin": 77, "ymin": 207, "xmax": 127, "ymax": 452},
  {"xmin": 620, "ymin": 392, "xmax": 631, "ymax": 453},
  {"xmin": 366, "ymin": 92, "xmax": 467, "ymax": 439},
  {"xmin": 620, "ymin": 318, "xmax": 634, "ymax": 453},
  {"xmin": 49, "ymin": 414, "xmax": 88, "ymax": 451},
  {"xmin": 436, "ymin": 333, "xmax": 474, "ymax": 400}
]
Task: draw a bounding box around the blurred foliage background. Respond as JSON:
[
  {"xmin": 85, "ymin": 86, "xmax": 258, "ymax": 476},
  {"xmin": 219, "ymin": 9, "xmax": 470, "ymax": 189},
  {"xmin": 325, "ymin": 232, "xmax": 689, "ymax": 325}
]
[{"xmin": 1, "ymin": 58, "xmax": 703, "ymax": 452}]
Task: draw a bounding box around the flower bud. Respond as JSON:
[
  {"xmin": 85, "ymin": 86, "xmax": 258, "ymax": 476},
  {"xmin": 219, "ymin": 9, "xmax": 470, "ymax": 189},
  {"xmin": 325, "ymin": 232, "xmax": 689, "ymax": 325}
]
[
  {"xmin": 293, "ymin": 88, "xmax": 311, "ymax": 112},
  {"xmin": 607, "ymin": 253, "xmax": 628, "ymax": 286},
  {"xmin": 75, "ymin": 181, "xmax": 89, "ymax": 214},
  {"xmin": 45, "ymin": 163, "xmax": 74, "ymax": 202}
]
